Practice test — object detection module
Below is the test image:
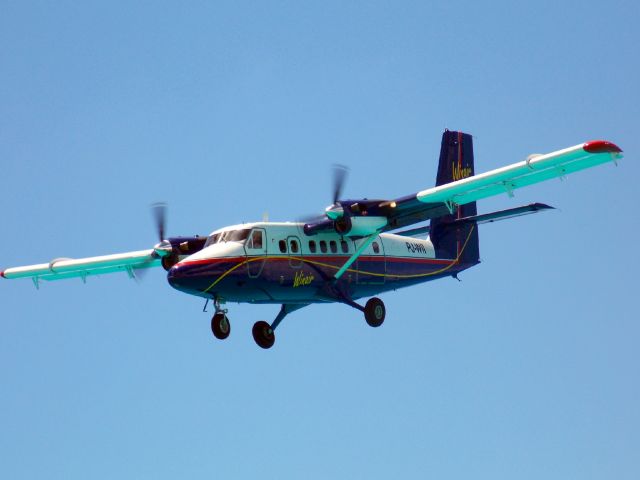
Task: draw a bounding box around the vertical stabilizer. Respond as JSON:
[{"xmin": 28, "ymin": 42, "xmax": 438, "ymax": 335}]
[{"xmin": 430, "ymin": 130, "xmax": 480, "ymax": 265}]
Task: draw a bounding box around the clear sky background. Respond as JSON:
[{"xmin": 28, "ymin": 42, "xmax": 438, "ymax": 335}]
[{"xmin": 1, "ymin": 1, "xmax": 638, "ymax": 478}]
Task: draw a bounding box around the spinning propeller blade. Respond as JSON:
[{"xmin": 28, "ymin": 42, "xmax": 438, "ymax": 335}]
[
  {"xmin": 332, "ymin": 164, "xmax": 349, "ymax": 205},
  {"xmin": 135, "ymin": 202, "xmax": 172, "ymax": 280},
  {"xmin": 299, "ymin": 165, "xmax": 350, "ymax": 224},
  {"xmin": 152, "ymin": 202, "xmax": 168, "ymax": 242}
]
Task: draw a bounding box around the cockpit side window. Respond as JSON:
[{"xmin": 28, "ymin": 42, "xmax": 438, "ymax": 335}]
[
  {"xmin": 247, "ymin": 230, "xmax": 264, "ymax": 249},
  {"xmin": 227, "ymin": 229, "xmax": 251, "ymax": 242}
]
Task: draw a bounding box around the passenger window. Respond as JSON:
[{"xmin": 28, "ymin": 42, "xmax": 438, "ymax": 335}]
[
  {"xmin": 309, "ymin": 240, "xmax": 317, "ymax": 253},
  {"xmin": 341, "ymin": 240, "xmax": 348, "ymax": 253},
  {"xmin": 372, "ymin": 241, "xmax": 380, "ymax": 254},
  {"xmin": 290, "ymin": 239, "xmax": 299, "ymax": 254},
  {"xmin": 279, "ymin": 240, "xmax": 287, "ymax": 253},
  {"xmin": 248, "ymin": 230, "xmax": 263, "ymax": 249},
  {"xmin": 329, "ymin": 240, "xmax": 337, "ymax": 253},
  {"xmin": 320, "ymin": 240, "xmax": 327, "ymax": 253}
]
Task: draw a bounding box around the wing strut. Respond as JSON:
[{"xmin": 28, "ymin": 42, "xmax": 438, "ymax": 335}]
[{"xmin": 333, "ymin": 234, "xmax": 378, "ymax": 280}]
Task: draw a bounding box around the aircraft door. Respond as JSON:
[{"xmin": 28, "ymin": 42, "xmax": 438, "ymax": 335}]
[
  {"xmin": 245, "ymin": 228, "xmax": 267, "ymax": 278},
  {"xmin": 355, "ymin": 235, "xmax": 386, "ymax": 285}
]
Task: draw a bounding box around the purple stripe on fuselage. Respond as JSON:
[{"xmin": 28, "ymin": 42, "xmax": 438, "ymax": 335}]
[{"xmin": 168, "ymin": 254, "xmax": 474, "ymax": 303}]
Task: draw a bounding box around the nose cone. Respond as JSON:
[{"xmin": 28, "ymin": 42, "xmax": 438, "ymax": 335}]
[
  {"xmin": 167, "ymin": 261, "xmax": 214, "ymax": 298},
  {"xmin": 167, "ymin": 263, "xmax": 198, "ymax": 294},
  {"xmin": 167, "ymin": 263, "xmax": 182, "ymax": 288}
]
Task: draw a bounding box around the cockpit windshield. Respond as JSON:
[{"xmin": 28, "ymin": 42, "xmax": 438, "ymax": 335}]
[{"xmin": 204, "ymin": 229, "xmax": 251, "ymax": 247}]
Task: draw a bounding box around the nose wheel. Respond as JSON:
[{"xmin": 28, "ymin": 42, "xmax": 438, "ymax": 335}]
[{"xmin": 211, "ymin": 312, "xmax": 231, "ymax": 339}]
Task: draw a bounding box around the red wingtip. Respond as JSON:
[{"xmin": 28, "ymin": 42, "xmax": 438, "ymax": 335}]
[
  {"xmin": 583, "ymin": 140, "xmax": 622, "ymax": 153},
  {"xmin": 0, "ymin": 270, "xmax": 5, "ymax": 278}
]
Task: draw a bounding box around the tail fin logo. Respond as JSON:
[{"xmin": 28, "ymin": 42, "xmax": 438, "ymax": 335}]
[{"xmin": 452, "ymin": 162, "xmax": 472, "ymax": 181}]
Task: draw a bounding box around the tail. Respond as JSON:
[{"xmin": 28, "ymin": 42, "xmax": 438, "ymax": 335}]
[{"xmin": 429, "ymin": 130, "xmax": 480, "ymax": 265}]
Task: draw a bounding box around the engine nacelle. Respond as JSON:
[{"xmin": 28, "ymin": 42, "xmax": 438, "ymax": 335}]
[
  {"xmin": 157, "ymin": 236, "xmax": 207, "ymax": 271},
  {"xmin": 334, "ymin": 216, "xmax": 388, "ymax": 237}
]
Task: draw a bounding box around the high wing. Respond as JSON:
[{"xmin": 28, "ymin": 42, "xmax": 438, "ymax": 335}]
[
  {"xmin": 1, "ymin": 250, "xmax": 161, "ymax": 287},
  {"xmin": 382, "ymin": 140, "xmax": 622, "ymax": 231}
]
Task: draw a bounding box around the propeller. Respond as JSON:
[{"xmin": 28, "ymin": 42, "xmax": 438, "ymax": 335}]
[
  {"xmin": 300, "ymin": 165, "xmax": 352, "ymax": 235},
  {"xmin": 152, "ymin": 202, "xmax": 167, "ymax": 243},
  {"xmin": 332, "ymin": 164, "xmax": 348, "ymax": 205},
  {"xmin": 151, "ymin": 202, "xmax": 172, "ymax": 258},
  {"xmin": 298, "ymin": 164, "xmax": 350, "ymax": 224},
  {"xmin": 325, "ymin": 164, "xmax": 349, "ymax": 220}
]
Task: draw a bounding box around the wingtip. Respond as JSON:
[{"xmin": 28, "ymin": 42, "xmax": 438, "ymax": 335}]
[
  {"xmin": 583, "ymin": 140, "xmax": 622, "ymax": 154},
  {"xmin": 533, "ymin": 202, "xmax": 555, "ymax": 211},
  {"xmin": 0, "ymin": 270, "xmax": 5, "ymax": 279}
]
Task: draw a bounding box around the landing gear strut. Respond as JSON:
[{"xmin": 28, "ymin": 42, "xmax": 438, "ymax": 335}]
[
  {"xmin": 210, "ymin": 298, "xmax": 230, "ymax": 340},
  {"xmin": 251, "ymin": 304, "xmax": 308, "ymax": 349},
  {"xmin": 321, "ymin": 283, "xmax": 386, "ymax": 329}
]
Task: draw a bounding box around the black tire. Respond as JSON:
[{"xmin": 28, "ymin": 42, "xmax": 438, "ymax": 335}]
[
  {"xmin": 252, "ymin": 320, "xmax": 275, "ymax": 349},
  {"xmin": 364, "ymin": 297, "xmax": 385, "ymax": 327},
  {"xmin": 211, "ymin": 312, "xmax": 231, "ymax": 340}
]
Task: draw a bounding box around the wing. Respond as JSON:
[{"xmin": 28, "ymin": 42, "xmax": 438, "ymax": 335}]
[
  {"xmin": 384, "ymin": 140, "xmax": 622, "ymax": 230},
  {"xmin": 415, "ymin": 140, "xmax": 622, "ymax": 209},
  {"xmin": 1, "ymin": 249, "xmax": 161, "ymax": 286}
]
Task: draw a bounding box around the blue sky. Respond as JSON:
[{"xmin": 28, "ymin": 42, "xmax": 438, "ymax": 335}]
[{"xmin": 1, "ymin": 1, "xmax": 638, "ymax": 478}]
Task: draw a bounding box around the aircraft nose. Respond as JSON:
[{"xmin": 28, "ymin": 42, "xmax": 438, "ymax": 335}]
[
  {"xmin": 167, "ymin": 263, "xmax": 186, "ymax": 289},
  {"xmin": 167, "ymin": 262, "xmax": 205, "ymax": 295}
]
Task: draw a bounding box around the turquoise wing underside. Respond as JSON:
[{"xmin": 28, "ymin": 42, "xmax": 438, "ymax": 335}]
[{"xmin": 3, "ymin": 250, "xmax": 161, "ymax": 282}]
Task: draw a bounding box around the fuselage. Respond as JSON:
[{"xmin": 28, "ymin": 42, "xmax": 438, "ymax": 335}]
[{"xmin": 167, "ymin": 222, "xmax": 477, "ymax": 304}]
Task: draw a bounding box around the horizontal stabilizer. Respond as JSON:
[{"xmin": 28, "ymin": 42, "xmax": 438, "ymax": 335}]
[{"xmin": 395, "ymin": 203, "xmax": 554, "ymax": 237}]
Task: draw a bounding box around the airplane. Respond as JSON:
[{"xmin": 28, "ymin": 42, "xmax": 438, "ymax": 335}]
[{"xmin": 1, "ymin": 130, "xmax": 623, "ymax": 349}]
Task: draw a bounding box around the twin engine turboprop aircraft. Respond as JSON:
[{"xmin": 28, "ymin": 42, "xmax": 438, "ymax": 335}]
[{"xmin": 1, "ymin": 130, "xmax": 623, "ymax": 349}]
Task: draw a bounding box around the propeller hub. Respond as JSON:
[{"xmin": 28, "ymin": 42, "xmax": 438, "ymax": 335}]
[
  {"xmin": 153, "ymin": 240, "xmax": 173, "ymax": 257},
  {"xmin": 325, "ymin": 203, "xmax": 344, "ymax": 220}
]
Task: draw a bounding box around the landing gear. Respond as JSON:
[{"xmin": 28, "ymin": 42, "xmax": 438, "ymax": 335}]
[
  {"xmin": 210, "ymin": 297, "xmax": 231, "ymax": 340},
  {"xmin": 364, "ymin": 297, "xmax": 385, "ymax": 327},
  {"xmin": 211, "ymin": 312, "xmax": 230, "ymax": 339},
  {"xmin": 250, "ymin": 304, "xmax": 308, "ymax": 349},
  {"xmin": 252, "ymin": 321, "xmax": 275, "ymax": 349}
]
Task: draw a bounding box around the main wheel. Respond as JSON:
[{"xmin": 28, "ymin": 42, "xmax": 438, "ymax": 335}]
[
  {"xmin": 211, "ymin": 312, "xmax": 231, "ymax": 340},
  {"xmin": 252, "ymin": 320, "xmax": 275, "ymax": 349},
  {"xmin": 364, "ymin": 297, "xmax": 385, "ymax": 327}
]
